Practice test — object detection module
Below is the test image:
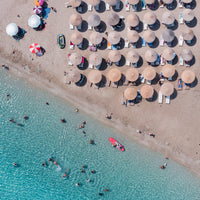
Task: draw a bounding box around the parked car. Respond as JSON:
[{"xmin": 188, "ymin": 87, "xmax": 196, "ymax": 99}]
[{"xmin": 57, "ymin": 34, "xmax": 65, "ymax": 49}]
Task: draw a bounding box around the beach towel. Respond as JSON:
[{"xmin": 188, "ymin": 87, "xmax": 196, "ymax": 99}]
[{"xmin": 42, "ymin": 7, "xmax": 51, "ymax": 19}]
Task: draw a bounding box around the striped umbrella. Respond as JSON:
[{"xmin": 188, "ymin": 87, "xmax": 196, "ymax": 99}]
[
  {"xmin": 29, "ymin": 43, "xmax": 40, "ymax": 54},
  {"xmin": 33, "ymin": 6, "xmax": 42, "ymax": 14}
]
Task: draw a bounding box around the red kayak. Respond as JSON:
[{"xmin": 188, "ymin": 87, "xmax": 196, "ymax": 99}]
[{"xmin": 109, "ymin": 137, "xmax": 125, "ymax": 152}]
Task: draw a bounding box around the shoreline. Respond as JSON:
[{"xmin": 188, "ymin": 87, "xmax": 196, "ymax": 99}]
[{"xmin": 1, "ymin": 55, "xmax": 200, "ymax": 178}]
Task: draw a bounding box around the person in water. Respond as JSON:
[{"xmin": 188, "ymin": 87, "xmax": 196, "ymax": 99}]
[
  {"xmin": 91, "ymin": 170, "xmax": 95, "ymax": 174},
  {"xmin": 46, "ymin": 102, "xmax": 49, "ymax": 105},
  {"xmin": 61, "ymin": 118, "xmax": 66, "ymax": 123},
  {"xmin": 10, "ymin": 118, "xmax": 15, "ymax": 123},
  {"xmin": 13, "ymin": 163, "xmax": 18, "ymax": 167},
  {"xmin": 89, "ymin": 139, "xmax": 94, "ymax": 144},
  {"xmin": 24, "ymin": 115, "xmax": 28, "ymax": 120},
  {"xmin": 42, "ymin": 162, "xmax": 46, "ymax": 166},
  {"xmin": 76, "ymin": 183, "xmax": 80, "ymax": 186},
  {"xmin": 104, "ymin": 189, "xmax": 109, "ymax": 192}
]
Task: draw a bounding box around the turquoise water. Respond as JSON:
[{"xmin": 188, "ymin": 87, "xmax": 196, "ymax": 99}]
[{"xmin": 0, "ymin": 69, "xmax": 200, "ymax": 200}]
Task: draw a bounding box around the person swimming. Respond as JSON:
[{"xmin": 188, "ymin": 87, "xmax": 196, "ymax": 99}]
[
  {"xmin": 89, "ymin": 139, "xmax": 94, "ymax": 144},
  {"xmin": 24, "ymin": 115, "xmax": 28, "ymax": 120},
  {"xmin": 61, "ymin": 118, "xmax": 66, "ymax": 123},
  {"xmin": 76, "ymin": 183, "xmax": 80, "ymax": 186},
  {"xmin": 13, "ymin": 163, "xmax": 18, "ymax": 167}
]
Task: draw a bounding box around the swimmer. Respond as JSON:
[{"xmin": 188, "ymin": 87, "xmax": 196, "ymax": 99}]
[
  {"xmin": 99, "ymin": 193, "xmax": 103, "ymax": 196},
  {"xmin": 82, "ymin": 165, "xmax": 85, "ymax": 168},
  {"xmin": 79, "ymin": 124, "xmax": 84, "ymax": 129},
  {"xmin": 49, "ymin": 158, "xmax": 53, "ymax": 162},
  {"xmin": 61, "ymin": 118, "xmax": 66, "ymax": 123},
  {"xmin": 42, "ymin": 162, "xmax": 46, "ymax": 166},
  {"xmin": 91, "ymin": 170, "xmax": 95, "ymax": 174},
  {"xmin": 24, "ymin": 115, "xmax": 28, "ymax": 120},
  {"xmin": 46, "ymin": 102, "xmax": 49, "ymax": 105},
  {"xmin": 82, "ymin": 121, "xmax": 86, "ymax": 125},
  {"xmin": 13, "ymin": 163, "xmax": 17, "ymax": 167},
  {"xmin": 82, "ymin": 131, "xmax": 86, "ymax": 136},
  {"xmin": 7, "ymin": 94, "xmax": 10, "ymax": 100},
  {"xmin": 89, "ymin": 139, "xmax": 94, "ymax": 144},
  {"xmin": 81, "ymin": 169, "xmax": 85, "ymax": 173},
  {"xmin": 87, "ymin": 178, "xmax": 91, "ymax": 182},
  {"xmin": 104, "ymin": 189, "xmax": 109, "ymax": 192},
  {"xmin": 10, "ymin": 118, "xmax": 15, "ymax": 123},
  {"xmin": 76, "ymin": 183, "xmax": 80, "ymax": 186}
]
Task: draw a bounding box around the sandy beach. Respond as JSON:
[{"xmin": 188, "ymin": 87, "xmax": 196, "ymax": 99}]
[{"xmin": 0, "ymin": 0, "xmax": 200, "ymax": 177}]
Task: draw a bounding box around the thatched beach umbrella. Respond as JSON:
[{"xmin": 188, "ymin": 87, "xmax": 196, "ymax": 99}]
[
  {"xmin": 145, "ymin": 0, "xmax": 155, "ymax": 4},
  {"xmin": 126, "ymin": 68, "xmax": 139, "ymax": 82},
  {"xmin": 143, "ymin": 30, "xmax": 155, "ymax": 43},
  {"xmin": 162, "ymin": 29, "xmax": 175, "ymax": 42},
  {"xmin": 28, "ymin": 15, "xmax": 41, "ymax": 28},
  {"xmin": 162, "ymin": 48, "xmax": 175, "ymax": 61},
  {"xmin": 162, "ymin": 12, "xmax": 175, "ymax": 25},
  {"xmin": 108, "ymin": 50, "xmax": 121, "ymax": 62},
  {"xmin": 70, "ymin": 52, "xmax": 82, "ymax": 65},
  {"xmin": 143, "ymin": 12, "xmax": 157, "ymax": 25},
  {"xmin": 127, "ymin": 51, "xmax": 139, "ymax": 63},
  {"xmin": 127, "ymin": 14, "xmax": 139, "ymax": 27},
  {"xmin": 87, "ymin": 0, "xmax": 101, "ymax": 6},
  {"xmin": 108, "ymin": 31, "xmax": 121, "ymax": 44},
  {"xmin": 181, "ymin": 70, "xmax": 195, "ymax": 84},
  {"xmin": 183, "ymin": 9, "xmax": 195, "ymax": 22},
  {"xmin": 161, "ymin": 64, "xmax": 175, "ymax": 78},
  {"xmin": 88, "ymin": 14, "xmax": 101, "ymax": 27},
  {"xmin": 162, "ymin": 0, "xmax": 173, "ymax": 4},
  {"xmin": 124, "ymin": 87, "xmax": 137, "ymax": 100},
  {"xmin": 127, "ymin": 0, "xmax": 140, "ymax": 5},
  {"xmin": 6, "ymin": 23, "xmax": 19, "ymax": 36},
  {"xmin": 127, "ymin": 31, "xmax": 139, "ymax": 43},
  {"xmin": 71, "ymin": 32, "xmax": 83, "ymax": 45},
  {"xmin": 142, "ymin": 67, "xmax": 156, "ymax": 80},
  {"xmin": 65, "ymin": 68, "xmax": 81, "ymax": 83},
  {"xmin": 141, "ymin": 85, "xmax": 154, "ymax": 99},
  {"xmin": 107, "ymin": 13, "xmax": 120, "ymax": 26},
  {"xmin": 107, "ymin": 68, "xmax": 121, "ymax": 82},
  {"xmin": 70, "ymin": 14, "xmax": 82, "ymax": 26},
  {"xmin": 182, "ymin": 29, "xmax": 194, "ymax": 41},
  {"xmin": 160, "ymin": 82, "xmax": 174, "ymax": 96},
  {"xmin": 181, "ymin": 49, "xmax": 193, "ymax": 61},
  {"xmin": 70, "ymin": 0, "xmax": 82, "ymax": 7},
  {"xmin": 106, "ymin": 0, "xmax": 120, "ymax": 6},
  {"xmin": 88, "ymin": 70, "xmax": 102, "ymax": 84},
  {"xmin": 89, "ymin": 53, "xmax": 102, "ymax": 66},
  {"xmin": 145, "ymin": 50, "xmax": 157, "ymax": 63},
  {"xmin": 89, "ymin": 32, "xmax": 103, "ymax": 45},
  {"xmin": 182, "ymin": 0, "xmax": 192, "ymax": 3}
]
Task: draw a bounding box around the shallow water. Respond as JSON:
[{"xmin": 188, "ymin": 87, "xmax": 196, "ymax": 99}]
[{"xmin": 0, "ymin": 69, "xmax": 200, "ymax": 200}]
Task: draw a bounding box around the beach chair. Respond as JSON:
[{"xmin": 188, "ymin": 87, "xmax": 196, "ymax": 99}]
[
  {"xmin": 160, "ymin": 72, "xmax": 165, "ymax": 82},
  {"xmin": 115, "ymin": 2, "xmax": 120, "ymax": 10},
  {"xmin": 106, "ymin": 3, "xmax": 110, "ymax": 11},
  {"xmin": 139, "ymin": 74, "xmax": 145, "ymax": 84},
  {"xmin": 68, "ymin": 54, "xmax": 73, "ymax": 66},
  {"xmin": 160, "ymin": 36, "xmax": 164, "ymax": 47},
  {"xmin": 95, "ymin": 4, "xmax": 100, "ymax": 11},
  {"xmin": 77, "ymin": 24, "xmax": 82, "ymax": 30},
  {"xmin": 89, "ymin": 63, "xmax": 94, "ymax": 69},
  {"xmin": 126, "ymin": 60, "xmax": 131, "ymax": 66},
  {"xmin": 179, "ymin": 0, "xmax": 183, "ymax": 8},
  {"xmin": 125, "ymin": 39, "xmax": 130, "ymax": 48},
  {"xmin": 128, "ymin": 100, "xmax": 134, "ymax": 106},
  {"xmin": 160, "ymin": 56, "xmax": 166, "ymax": 66},
  {"xmin": 179, "ymin": 56, "xmax": 184, "ymax": 66},
  {"xmin": 158, "ymin": 91, "xmax": 163, "ymax": 104},
  {"xmin": 185, "ymin": 61, "xmax": 190, "ymax": 67},
  {"xmin": 141, "ymin": 0, "xmax": 146, "ymax": 10},
  {"xmin": 69, "ymin": 23, "xmax": 74, "ymax": 30},
  {"xmin": 177, "ymin": 78, "xmax": 183, "ymax": 90},
  {"xmin": 166, "ymin": 96, "xmax": 170, "ymax": 104},
  {"xmin": 142, "ymin": 37, "xmax": 146, "ymax": 47},
  {"xmin": 147, "ymin": 80, "xmax": 151, "ymax": 85},
  {"xmin": 70, "ymin": 41, "xmax": 74, "ymax": 50},
  {"xmin": 132, "ymin": 4, "xmax": 137, "ymax": 12},
  {"xmin": 77, "ymin": 6, "xmax": 83, "ymax": 13},
  {"xmin": 143, "ymin": 23, "xmax": 148, "ymax": 31},
  {"xmin": 148, "ymin": 42, "xmax": 153, "ymax": 47},
  {"xmin": 88, "ymin": 24, "xmax": 93, "ymax": 30},
  {"xmin": 107, "ymin": 42, "xmax": 112, "ymax": 50},
  {"xmin": 179, "ymin": 12, "xmax": 184, "ymax": 24},
  {"xmin": 125, "ymin": 1, "xmax": 130, "ymax": 11},
  {"xmin": 179, "ymin": 35, "xmax": 184, "ymax": 47},
  {"xmin": 88, "ymin": 4, "xmax": 93, "ymax": 11}
]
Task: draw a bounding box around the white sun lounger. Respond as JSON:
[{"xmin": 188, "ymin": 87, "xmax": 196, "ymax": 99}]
[
  {"xmin": 89, "ymin": 63, "xmax": 94, "ymax": 69},
  {"xmin": 179, "ymin": 12, "xmax": 184, "ymax": 24},
  {"xmin": 143, "ymin": 23, "xmax": 148, "ymax": 31},
  {"xmin": 160, "ymin": 38, "xmax": 164, "ymax": 47},
  {"xmin": 168, "ymin": 77, "xmax": 172, "ymax": 81},
  {"xmin": 88, "ymin": 4, "xmax": 93, "ymax": 11},
  {"xmin": 88, "ymin": 24, "xmax": 93, "ymax": 30},
  {"xmin": 147, "ymin": 80, "xmax": 151, "ymax": 85},
  {"xmin": 126, "ymin": 60, "xmax": 131, "ymax": 66},
  {"xmin": 106, "ymin": 3, "xmax": 110, "ymax": 11},
  {"xmin": 125, "ymin": 1, "xmax": 130, "ymax": 11},
  {"xmin": 179, "ymin": 35, "xmax": 184, "ymax": 46},
  {"xmin": 69, "ymin": 24, "xmax": 74, "ymax": 30},
  {"xmin": 68, "ymin": 59, "xmax": 73, "ymax": 66},
  {"xmin": 158, "ymin": 91, "xmax": 163, "ymax": 104},
  {"xmin": 140, "ymin": 74, "xmax": 145, "ymax": 84},
  {"xmin": 125, "ymin": 39, "xmax": 130, "ymax": 48},
  {"xmin": 160, "ymin": 56, "xmax": 166, "ymax": 66},
  {"xmin": 179, "ymin": 56, "xmax": 184, "ymax": 66},
  {"xmin": 166, "ymin": 95, "xmax": 170, "ymax": 104}
]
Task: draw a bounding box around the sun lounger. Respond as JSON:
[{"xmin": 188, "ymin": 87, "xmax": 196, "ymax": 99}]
[
  {"xmin": 147, "ymin": 80, "xmax": 151, "ymax": 85},
  {"xmin": 179, "ymin": 0, "xmax": 183, "ymax": 8},
  {"xmin": 78, "ymin": 57, "xmax": 84, "ymax": 68},
  {"xmin": 89, "ymin": 63, "xmax": 94, "ymax": 69},
  {"xmin": 115, "ymin": 2, "xmax": 120, "ymax": 10},
  {"xmin": 158, "ymin": 91, "xmax": 163, "ymax": 104},
  {"xmin": 186, "ymin": 62, "xmax": 190, "ymax": 67},
  {"xmin": 94, "ymin": 4, "xmax": 100, "ymax": 11},
  {"xmin": 128, "ymin": 100, "xmax": 134, "ymax": 106},
  {"xmin": 160, "ymin": 56, "xmax": 166, "ymax": 66},
  {"xmin": 125, "ymin": 39, "xmax": 130, "ymax": 48},
  {"xmin": 126, "ymin": 60, "xmax": 131, "ymax": 66},
  {"xmin": 140, "ymin": 74, "xmax": 145, "ymax": 84},
  {"xmin": 141, "ymin": 0, "xmax": 146, "ymax": 10},
  {"xmin": 155, "ymin": 55, "xmax": 160, "ymax": 65},
  {"xmin": 69, "ymin": 23, "xmax": 74, "ymax": 30},
  {"xmin": 160, "ymin": 36, "xmax": 164, "ymax": 47},
  {"xmin": 166, "ymin": 96, "xmax": 170, "ymax": 104},
  {"xmin": 179, "ymin": 35, "xmax": 184, "ymax": 47},
  {"xmin": 177, "ymin": 78, "xmax": 183, "ymax": 90},
  {"xmin": 68, "ymin": 54, "xmax": 73, "ymax": 65},
  {"xmin": 77, "ymin": 6, "xmax": 82, "ymax": 13},
  {"xmin": 142, "ymin": 37, "xmax": 146, "ymax": 47},
  {"xmin": 143, "ymin": 23, "xmax": 148, "ymax": 31},
  {"xmin": 137, "ymin": 90, "xmax": 142, "ymax": 100},
  {"xmin": 107, "ymin": 42, "xmax": 112, "ymax": 50},
  {"xmin": 106, "ymin": 3, "xmax": 110, "ymax": 11},
  {"xmin": 106, "ymin": 80, "xmax": 111, "ymax": 87},
  {"xmin": 70, "ymin": 41, "xmax": 74, "ymax": 50},
  {"xmin": 111, "ymin": 81, "xmax": 118, "ymax": 88},
  {"xmin": 125, "ymin": 1, "xmax": 130, "ymax": 11},
  {"xmin": 88, "ymin": 4, "xmax": 93, "ymax": 11},
  {"xmin": 88, "ymin": 24, "xmax": 93, "ymax": 30},
  {"xmin": 77, "ymin": 24, "xmax": 82, "ymax": 30},
  {"xmin": 179, "ymin": 12, "xmax": 184, "ymax": 24},
  {"xmin": 179, "ymin": 56, "xmax": 184, "ymax": 66}
]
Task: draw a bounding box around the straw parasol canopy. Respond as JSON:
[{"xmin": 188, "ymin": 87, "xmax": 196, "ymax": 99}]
[
  {"xmin": 161, "ymin": 64, "xmax": 175, "ymax": 78},
  {"xmin": 125, "ymin": 68, "xmax": 139, "ymax": 82},
  {"xmin": 124, "ymin": 87, "xmax": 137, "ymax": 100},
  {"xmin": 65, "ymin": 68, "xmax": 81, "ymax": 83},
  {"xmin": 106, "ymin": 0, "xmax": 120, "ymax": 6},
  {"xmin": 162, "ymin": 29, "xmax": 175, "ymax": 42},
  {"xmin": 70, "ymin": 52, "xmax": 82, "ymax": 65},
  {"xmin": 89, "ymin": 53, "xmax": 102, "ymax": 66},
  {"xmin": 88, "ymin": 70, "xmax": 102, "ymax": 84},
  {"xmin": 182, "ymin": 29, "xmax": 194, "ymax": 41},
  {"xmin": 127, "ymin": 30, "xmax": 139, "ymax": 43},
  {"xmin": 127, "ymin": 51, "xmax": 139, "ymax": 63},
  {"xmin": 181, "ymin": 49, "xmax": 193, "ymax": 61},
  {"xmin": 181, "ymin": 70, "xmax": 195, "ymax": 84},
  {"xmin": 162, "ymin": 0, "xmax": 173, "ymax": 4},
  {"xmin": 89, "ymin": 32, "xmax": 103, "ymax": 45},
  {"xmin": 141, "ymin": 85, "xmax": 154, "ymax": 99},
  {"xmin": 162, "ymin": 48, "xmax": 175, "ymax": 61},
  {"xmin": 126, "ymin": 14, "xmax": 139, "ymax": 27},
  {"xmin": 70, "ymin": 14, "xmax": 82, "ymax": 26},
  {"xmin": 108, "ymin": 31, "xmax": 121, "ymax": 44},
  {"xmin": 181, "ymin": 0, "xmax": 192, "ymax": 3},
  {"xmin": 127, "ymin": 0, "xmax": 140, "ymax": 5},
  {"xmin": 6, "ymin": 23, "xmax": 19, "ymax": 36},
  {"xmin": 162, "ymin": 12, "xmax": 175, "ymax": 25},
  {"xmin": 160, "ymin": 82, "xmax": 174, "ymax": 96},
  {"xmin": 143, "ymin": 12, "xmax": 157, "ymax": 25},
  {"xmin": 142, "ymin": 67, "xmax": 156, "ymax": 80},
  {"xmin": 88, "ymin": 14, "xmax": 101, "ymax": 27},
  {"xmin": 107, "ymin": 68, "xmax": 121, "ymax": 82},
  {"xmin": 108, "ymin": 50, "xmax": 121, "ymax": 62},
  {"xmin": 182, "ymin": 9, "xmax": 195, "ymax": 22},
  {"xmin": 70, "ymin": 32, "xmax": 83, "ymax": 45},
  {"xmin": 145, "ymin": 0, "xmax": 155, "ymax": 4},
  {"xmin": 28, "ymin": 15, "xmax": 41, "ymax": 28},
  {"xmin": 107, "ymin": 13, "xmax": 120, "ymax": 26},
  {"xmin": 87, "ymin": 0, "xmax": 101, "ymax": 6},
  {"xmin": 70, "ymin": 0, "xmax": 82, "ymax": 7},
  {"xmin": 143, "ymin": 30, "xmax": 155, "ymax": 43},
  {"xmin": 145, "ymin": 50, "xmax": 157, "ymax": 63}
]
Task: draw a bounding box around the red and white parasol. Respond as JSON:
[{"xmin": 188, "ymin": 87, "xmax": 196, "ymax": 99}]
[
  {"xmin": 29, "ymin": 43, "xmax": 40, "ymax": 54},
  {"xmin": 33, "ymin": 6, "xmax": 43, "ymax": 14}
]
